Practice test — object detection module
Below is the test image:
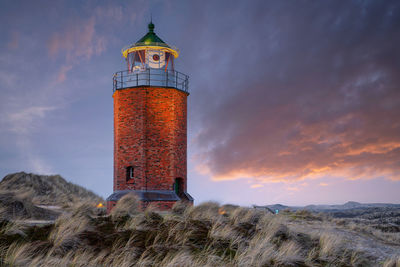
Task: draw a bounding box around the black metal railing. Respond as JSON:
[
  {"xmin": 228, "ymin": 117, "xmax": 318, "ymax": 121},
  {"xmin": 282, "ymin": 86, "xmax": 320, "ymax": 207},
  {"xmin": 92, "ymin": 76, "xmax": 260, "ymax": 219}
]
[{"xmin": 113, "ymin": 68, "xmax": 189, "ymax": 93}]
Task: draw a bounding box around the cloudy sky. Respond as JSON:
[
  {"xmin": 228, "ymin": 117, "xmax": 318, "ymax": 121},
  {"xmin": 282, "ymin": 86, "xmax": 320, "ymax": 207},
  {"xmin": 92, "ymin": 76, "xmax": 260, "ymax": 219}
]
[{"xmin": 0, "ymin": 0, "xmax": 399, "ymax": 206}]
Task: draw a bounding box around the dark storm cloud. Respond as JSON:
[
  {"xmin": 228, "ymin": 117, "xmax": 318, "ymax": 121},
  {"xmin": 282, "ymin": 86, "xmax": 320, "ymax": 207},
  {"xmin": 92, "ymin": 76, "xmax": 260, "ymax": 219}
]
[{"xmin": 190, "ymin": 1, "xmax": 400, "ymax": 181}]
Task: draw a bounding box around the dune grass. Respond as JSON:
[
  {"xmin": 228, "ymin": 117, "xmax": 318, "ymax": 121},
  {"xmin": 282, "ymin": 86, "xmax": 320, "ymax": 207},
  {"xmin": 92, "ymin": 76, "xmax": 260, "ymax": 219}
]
[
  {"xmin": 0, "ymin": 197, "xmax": 399, "ymax": 266},
  {"xmin": 0, "ymin": 172, "xmax": 103, "ymax": 207}
]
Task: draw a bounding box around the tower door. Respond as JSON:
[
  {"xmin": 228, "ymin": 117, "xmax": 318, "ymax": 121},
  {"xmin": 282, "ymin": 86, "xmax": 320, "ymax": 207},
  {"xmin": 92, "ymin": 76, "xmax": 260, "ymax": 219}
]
[{"xmin": 173, "ymin": 178, "xmax": 183, "ymax": 196}]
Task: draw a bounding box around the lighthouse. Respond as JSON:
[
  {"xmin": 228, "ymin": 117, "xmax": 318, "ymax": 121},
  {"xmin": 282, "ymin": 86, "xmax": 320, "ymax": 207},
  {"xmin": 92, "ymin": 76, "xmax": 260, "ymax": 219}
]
[{"xmin": 106, "ymin": 22, "xmax": 193, "ymax": 212}]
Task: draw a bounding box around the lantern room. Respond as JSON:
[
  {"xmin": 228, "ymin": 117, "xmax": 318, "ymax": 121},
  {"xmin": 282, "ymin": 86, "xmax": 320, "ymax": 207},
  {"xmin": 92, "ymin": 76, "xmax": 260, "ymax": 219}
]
[
  {"xmin": 113, "ymin": 22, "xmax": 188, "ymax": 92},
  {"xmin": 123, "ymin": 21, "xmax": 178, "ymax": 71}
]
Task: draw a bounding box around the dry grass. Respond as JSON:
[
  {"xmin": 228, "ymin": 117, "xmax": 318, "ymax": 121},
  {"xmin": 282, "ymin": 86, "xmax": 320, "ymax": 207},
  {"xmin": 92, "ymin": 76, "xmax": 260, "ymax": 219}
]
[
  {"xmin": 0, "ymin": 191, "xmax": 60, "ymax": 221},
  {"xmin": 0, "ymin": 172, "xmax": 103, "ymax": 207},
  {"xmin": 383, "ymin": 257, "xmax": 400, "ymax": 267},
  {"xmin": 110, "ymin": 193, "xmax": 140, "ymax": 219},
  {"xmin": 345, "ymin": 220, "xmax": 400, "ymax": 245},
  {"xmin": 0, "ymin": 201, "xmax": 399, "ymax": 266}
]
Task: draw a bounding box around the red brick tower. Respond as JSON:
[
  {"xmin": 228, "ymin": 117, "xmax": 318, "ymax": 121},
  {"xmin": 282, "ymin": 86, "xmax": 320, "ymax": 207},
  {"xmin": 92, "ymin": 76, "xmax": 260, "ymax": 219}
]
[{"xmin": 106, "ymin": 22, "xmax": 193, "ymax": 212}]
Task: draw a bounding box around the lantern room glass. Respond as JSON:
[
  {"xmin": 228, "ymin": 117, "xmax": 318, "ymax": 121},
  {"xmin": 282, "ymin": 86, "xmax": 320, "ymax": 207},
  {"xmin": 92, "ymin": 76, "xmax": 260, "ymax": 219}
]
[
  {"xmin": 126, "ymin": 50, "xmax": 175, "ymax": 72},
  {"xmin": 125, "ymin": 49, "xmax": 176, "ymax": 88}
]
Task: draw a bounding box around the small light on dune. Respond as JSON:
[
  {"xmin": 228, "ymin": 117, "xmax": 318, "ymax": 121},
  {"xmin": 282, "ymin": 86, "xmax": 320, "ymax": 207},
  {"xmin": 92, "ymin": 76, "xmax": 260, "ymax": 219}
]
[
  {"xmin": 218, "ymin": 207, "xmax": 226, "ymax": 215},
  {"xmin": 97, "ymin": 203, "xmax": 104, "ymax": 208}
]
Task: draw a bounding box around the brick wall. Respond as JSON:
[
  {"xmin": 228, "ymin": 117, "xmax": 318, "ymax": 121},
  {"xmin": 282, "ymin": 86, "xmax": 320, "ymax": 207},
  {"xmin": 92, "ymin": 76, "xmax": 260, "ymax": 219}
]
[{"xmin": 113, "ymin": 86, "xmax": 188, "ymax": 193}]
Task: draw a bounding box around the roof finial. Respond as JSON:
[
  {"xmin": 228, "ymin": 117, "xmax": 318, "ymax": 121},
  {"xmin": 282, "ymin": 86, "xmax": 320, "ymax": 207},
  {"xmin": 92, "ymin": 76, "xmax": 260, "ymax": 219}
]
[{"xmin": 148, "ymin": 13, "xmax": 154, "ymax": 32}]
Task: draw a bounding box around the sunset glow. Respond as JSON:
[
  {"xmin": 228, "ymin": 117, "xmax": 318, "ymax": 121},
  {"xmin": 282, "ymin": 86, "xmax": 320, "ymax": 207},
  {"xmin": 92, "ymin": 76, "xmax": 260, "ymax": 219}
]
[{"xmin": 0, "ymin": 1, "xmax": 399, "ymax": 206}]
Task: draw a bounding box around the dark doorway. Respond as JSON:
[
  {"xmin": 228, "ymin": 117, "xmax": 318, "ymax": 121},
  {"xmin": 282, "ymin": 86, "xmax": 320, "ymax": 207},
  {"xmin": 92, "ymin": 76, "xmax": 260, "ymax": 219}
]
[{"xmin": 173, "ymin": 178, "xmax": 184, "ymax": 196}]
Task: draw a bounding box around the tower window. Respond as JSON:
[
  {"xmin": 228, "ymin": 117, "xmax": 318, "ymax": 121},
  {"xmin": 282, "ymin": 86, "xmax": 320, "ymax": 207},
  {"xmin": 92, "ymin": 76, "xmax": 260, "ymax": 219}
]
[{"xmin": 126, "ymin": 166, "xmax": 134, "ymax": 182}]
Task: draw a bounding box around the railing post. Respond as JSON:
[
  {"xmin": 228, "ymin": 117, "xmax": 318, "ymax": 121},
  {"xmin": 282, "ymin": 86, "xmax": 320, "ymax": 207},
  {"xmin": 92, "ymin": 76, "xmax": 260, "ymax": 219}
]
[
  {"xmin": 136, "ymin": 73, "xmax": 138, "ymax": 86},
  {"xmin": 148, "ymin": 68, "xmax": 150, "ymax": 86},
  {"xmin": 121, "ymin": 71, "xmax": 123, "ymax": 89},
  {"xmin": 176, "ymin": 71, "xmax": 178, "ymax": 89},
  {"xmin": 166, "ymin": 70, "xmax": 168, "ymax": 87}
]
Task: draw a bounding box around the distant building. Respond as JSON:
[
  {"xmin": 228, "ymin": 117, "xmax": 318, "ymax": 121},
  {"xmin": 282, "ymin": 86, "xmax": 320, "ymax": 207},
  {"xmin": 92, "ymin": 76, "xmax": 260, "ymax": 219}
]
[{"xmin": 107, "ymin": 22, "xmax": 193, "ymax": 212}]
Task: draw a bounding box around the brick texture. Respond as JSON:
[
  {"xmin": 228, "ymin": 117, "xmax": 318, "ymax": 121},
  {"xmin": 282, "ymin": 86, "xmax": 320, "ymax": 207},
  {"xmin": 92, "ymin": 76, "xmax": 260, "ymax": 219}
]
[{"xmin": 108, "ymin": 86, "xmax": 188, "ymax": 211}]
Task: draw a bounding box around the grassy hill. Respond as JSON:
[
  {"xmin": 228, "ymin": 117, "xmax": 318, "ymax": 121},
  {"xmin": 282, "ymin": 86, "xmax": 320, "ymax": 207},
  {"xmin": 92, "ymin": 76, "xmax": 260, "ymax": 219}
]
[
  {"xmin": 0, "ymin": 173, "xmax": 399, "ymax": 266},
  {"xmin": 0, "ymin": 172, "xmax": 103, "ymax": 221},
  {"xmin": 0, "ymin": 172, "xmax": 102, "ymax": 206},
  {"xmin": 0, "ymin": 196, "xmax": 399, "ymax": 266},
  {"xmin": 0, "ymin": 192, "xmax": 59, "ymax": 220}
]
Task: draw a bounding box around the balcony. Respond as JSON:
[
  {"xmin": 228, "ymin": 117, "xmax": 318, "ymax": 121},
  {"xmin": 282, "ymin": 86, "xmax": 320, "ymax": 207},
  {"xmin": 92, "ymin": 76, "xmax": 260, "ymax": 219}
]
[{"xmin": 113, "ymin": 68, "xmax": 189, "ymax": 94}]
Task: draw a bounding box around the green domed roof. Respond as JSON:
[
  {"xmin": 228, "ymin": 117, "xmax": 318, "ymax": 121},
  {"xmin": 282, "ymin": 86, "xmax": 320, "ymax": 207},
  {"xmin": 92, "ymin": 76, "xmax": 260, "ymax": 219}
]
[
  {"xmin": 135, "ymin": 22, "xmax": 169, "ymax": 47},
  {"xmin": 122, "ymin": 21, "xmax": 179, "ymax": 58}
]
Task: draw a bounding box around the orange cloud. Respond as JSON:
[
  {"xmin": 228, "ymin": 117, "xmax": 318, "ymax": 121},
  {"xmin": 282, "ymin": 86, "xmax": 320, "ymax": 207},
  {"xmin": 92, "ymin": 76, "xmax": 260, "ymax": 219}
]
[
  {"xmin": 56, "ymin": 65, "xmax": 73, "ymax": 83},
  {"xmin": 191, "ymin": 1, "xmax": 400, "ymax": 184},
  {"xmin": 48, "ymin": 17, "xmax": 105, "ymax": 61},
  {"xmin": 194, "ymin": 72, "xmax": 400, "ymax": 183},
  {"xmin": 197, "ymin": 133, "xmax": 400, "ymax": 183},
  {"xmin": 47, "ymin": 17, "xmax": 106, "ymax": 82}
]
